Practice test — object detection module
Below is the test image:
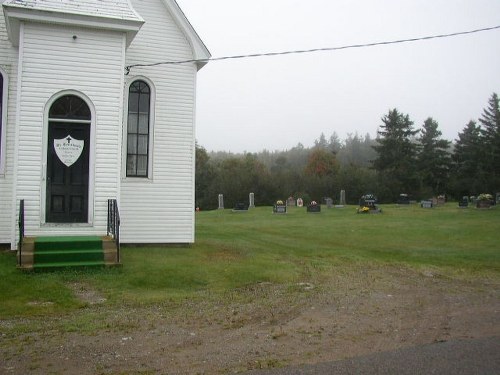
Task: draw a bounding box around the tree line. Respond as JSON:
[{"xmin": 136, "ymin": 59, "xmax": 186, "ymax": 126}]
[{"xmin": 196, "ymin": 93, "xmax": 500, "ymax": 209}]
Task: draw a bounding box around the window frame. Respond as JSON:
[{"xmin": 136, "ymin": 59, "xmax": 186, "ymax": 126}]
[
  {"xmin": 124, "ymin": 77, "xmax": 155, "ymax": 179},
  {"xmin": 0, "ymin": 67, "xmax": 8, "ymax": 175}
]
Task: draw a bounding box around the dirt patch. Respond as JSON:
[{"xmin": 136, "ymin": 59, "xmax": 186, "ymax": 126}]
[
  {"xmin": 1, "ymin": 267, "xmax": 499, "ymax": 374},
  {"xmin": 67, "ymin": 282, "xmax": 107, "ymax": 305}
]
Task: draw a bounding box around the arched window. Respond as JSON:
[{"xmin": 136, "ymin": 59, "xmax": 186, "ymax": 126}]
[
  {"xmin": 0, "ymin": 73, "xmax": 3, "ymax": 146},
  {"xmin": 49, "ymin": 94, "xmax": 91, "ymax": 121},
  {"xmin": 126, "ymin": 80, "xmax": 151, "ymax": 177},
  {"xmin": 0, "ymin": 71, "xmax": 6, "ymax": 174}
]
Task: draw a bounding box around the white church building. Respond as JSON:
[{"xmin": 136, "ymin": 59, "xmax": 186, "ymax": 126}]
[{"xmin": 0, "ymin": 0, "xmax": 210, "ymax": 254}]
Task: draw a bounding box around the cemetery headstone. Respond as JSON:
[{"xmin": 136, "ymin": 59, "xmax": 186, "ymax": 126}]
[
  {"xmin": 232, "ymin": 202, "xmax": 249, "ymax": 212},
  {"xmin": 297, "ymin": 198, "xmax": 304, "ymax": 207},
  {"xmin": 421, "ymin": 200, "xmax": 433, "ymax": 208},
  {"xmin": 476, "ymin": 193, "xmax": 493, "ymax": 209},
  {"xmin": 218, "ymin": 194, "xmax": 224, "ymax": 210},
  {"xmin": 357, "ymin": 194, "xmax": 381, "ymax": 213},
  {"xmin": 397, "ymin": 193, "xmax": 410, "ymax": 204},
  {"xmin": 338, "ymin": 190, "xmax": 346, "ymax": 207},
  {"xmin": 458, "ymin": 196, "xmax": 469, "ymax": 208},
  {"xmin": 307, "ymin": 201, "xmax": 321, "ymax": 213},
  {"xmin": 324, "ymin": 197, "xmax": 333, "ymax": 208},
  {"xmin": 286, "ymin": 196, "xmax": 296, "ymax": 207},
  {"xmin": 273, "ymin": 200, "xmax": 287, "ymax": 214},
  {"xmin": 249, "ymin": 192, "xmax": 255, "ymax": 208},
  {"xmin": 437, "ymin": 195, "xmax": 446, "ymax": 205}
]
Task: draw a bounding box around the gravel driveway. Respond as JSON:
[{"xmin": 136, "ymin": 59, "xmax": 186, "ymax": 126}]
[{"xmin": 252, "ymin": 336, "xmax": 500, "ymax": 374}]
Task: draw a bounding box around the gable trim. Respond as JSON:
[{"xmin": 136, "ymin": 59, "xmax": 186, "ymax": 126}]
[
  {"xmin": 163, "ymin": 0, "xmax": 211, "ymax": 70},
  {"xmin": 3, "ymin": 4, "xmax": 144, "ymax": 46}
]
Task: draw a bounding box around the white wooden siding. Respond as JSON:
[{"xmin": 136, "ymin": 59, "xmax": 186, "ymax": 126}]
[
  {"xmin": 0, "ymin": 5, "xmax": 18, "ymax": 246},
  {"xmin": 14, "ymin": 22, "xmax": 125, "ymax": 238},
  {"xmin": 120, "ymin": 0, "xmax": 198, "ymax": 243}
]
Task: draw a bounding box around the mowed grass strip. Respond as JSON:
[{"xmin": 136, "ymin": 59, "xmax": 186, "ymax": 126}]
[{"xmin": 0, "ymin": 204, "xmax": 498, "ymax": 318}]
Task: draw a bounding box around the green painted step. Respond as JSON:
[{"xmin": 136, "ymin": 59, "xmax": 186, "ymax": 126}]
[
  {"xmin": 33, "ymin": 236, "xmax": 104, "ymax": 269},
  {"xmin": 35, "ymin": 236, "xmax": 102, "ymax": 251},
  {"xmin": 34, "ymin": 249, "xmax": 104, "ymax": 264},
  {"xmin": 33, "ymin": 261, "xmax": 106, "ymax": 270}
]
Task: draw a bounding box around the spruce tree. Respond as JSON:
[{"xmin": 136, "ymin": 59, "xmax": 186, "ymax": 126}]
[
  {"xmin": 478, "ymin": 93, "xmax": 500, "ymax": 190},
  {"xmin": 417, "ymin": 118, "xmax": 451, "ymax": 195},
  {"xmin": 451, "ymin": 121, "xmax": 486, "ymax": 196},
  {"xmin": 372, "ymin": 109, "xmax": 420, "ymax": 200}
]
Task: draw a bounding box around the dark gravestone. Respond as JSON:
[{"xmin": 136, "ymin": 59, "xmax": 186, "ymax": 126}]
[
  {"xmin": 358, "ymin": 194, "xmax": 382, "ymax": 213},
  {"xmin": 397, "ymin": 194, "xmax": 410, "ymax": 204},
  {"xmin": 458, "ymin": 196, "xmax": 469, "ymax": 208},
  {"xmin": 233, "ymin": 202, "xmax": 249, "ymax": 211},
  {"xmin": 307, "ymin": 203, "xmax": 321, "ymax": 213}
]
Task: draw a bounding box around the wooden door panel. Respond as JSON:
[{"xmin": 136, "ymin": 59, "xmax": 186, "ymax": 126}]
[{"xmin": 46, "ymin": 122, "xmax": 90, "ymax": 223}]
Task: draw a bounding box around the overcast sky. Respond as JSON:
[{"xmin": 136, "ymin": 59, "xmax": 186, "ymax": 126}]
[{"xmin": 176, "ymin": 0, "xmax": 500, "ymax": 153}]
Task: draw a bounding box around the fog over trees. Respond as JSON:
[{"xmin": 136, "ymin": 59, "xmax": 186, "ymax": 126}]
[{"xmin": 195, "ymin": 93, "xmax": 500, "ymax": 209}]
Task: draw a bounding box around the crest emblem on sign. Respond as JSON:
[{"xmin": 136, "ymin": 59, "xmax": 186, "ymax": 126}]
[{"xmin": 54, "ymin": 135, "xmax": 84, "ymax": 167}]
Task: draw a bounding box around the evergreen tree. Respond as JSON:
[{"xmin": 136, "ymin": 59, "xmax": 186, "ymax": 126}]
[
  {"xmin": 328, "ymin": 132, "xmax": 343, "ymax": 154},
  {"xmin": 339, "ymin": 132, "xmax": 377, "ymax": 167},
  {"xmin": 417, "ymin": 118, "xmax": 451, "ymax": 195},
  {"xmin": 478, "ymin": 92, "xmax": 500, "ymax": 190},
  {"xmin": 372, "ymin": 109, "xmax": 420, "ymax": 200},
  {"xmin": 314, "ymin": 133, "xmax": 328, "ymax": 149},
  {"xmin": 451, "ymin": 121, "xmax": 486, "ymax": 196}
]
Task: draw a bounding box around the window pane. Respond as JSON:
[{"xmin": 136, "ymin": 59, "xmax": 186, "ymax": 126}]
[
  {"xmin": 128, "ymin": 113, "xmax": 138, "ymax": 133},
  {"xmin": 126, "ymin": 155, "xmax": 137, "ymax": 176},
  {"xmin": 49, "ymin": 95, "xmax": 90, "ymax": 120},
  {"xmin": 128, "ymin": 92, "xmax": 139, "ymax": 113},
  {"xmin": 138, "ymin": 135, "xmax": 148, "ymax": 154},
  {"xmin": 138, "ymin": 114, "xmax": 149, "ymax": 134},
  {"xmin": 127, "ymin": 134, "xmax": 137, "ymax": 154},
  {"xmin": 137, "ymin": 155, "xmax": 148, "ymax": 176},
  {"xmin": 140, "ymin": 82, "xmax": 150, "ymax": 94},
  {"xmin": 139, "ymin": 92, "xmax": 150, "ymax": 112}
]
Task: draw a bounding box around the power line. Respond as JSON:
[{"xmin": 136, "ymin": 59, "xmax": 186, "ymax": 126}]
[{"xmin": 125, "ymin": 25, "xmax": 500, "ymax": 74}]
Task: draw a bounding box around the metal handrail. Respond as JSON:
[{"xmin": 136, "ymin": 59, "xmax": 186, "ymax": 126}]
[
  {"xmin": 107, "ymin": 199, "xmax": 121, "ymax": 263},
  {"xmin": 18, "ymin": 200, "xmax": 25, "ymax": 267}
]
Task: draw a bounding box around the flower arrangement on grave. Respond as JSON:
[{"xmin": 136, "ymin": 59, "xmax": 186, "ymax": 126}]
[
  {"xmin": 477, "ymin": 193, "xmax": 493, "ymax": 201},
  {"xmin": 306, "ymin": 200, "xmax": 321, "ymax": 213},
  {"xmin": 476, "ymin": 193, "xmax": 494, "ymax": 208},
  {"xmin": 273, "ymin": 199, "xmax": 287, "ymax": 214},
  {"xmin": 357, "ymin": 193, "xmax": 382, "ymax": 214}
]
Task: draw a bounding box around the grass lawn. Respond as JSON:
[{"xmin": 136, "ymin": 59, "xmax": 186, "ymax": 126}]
[{"xmin": 1, "ymin": 203, "xmax": 499, "ymax": 319}]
